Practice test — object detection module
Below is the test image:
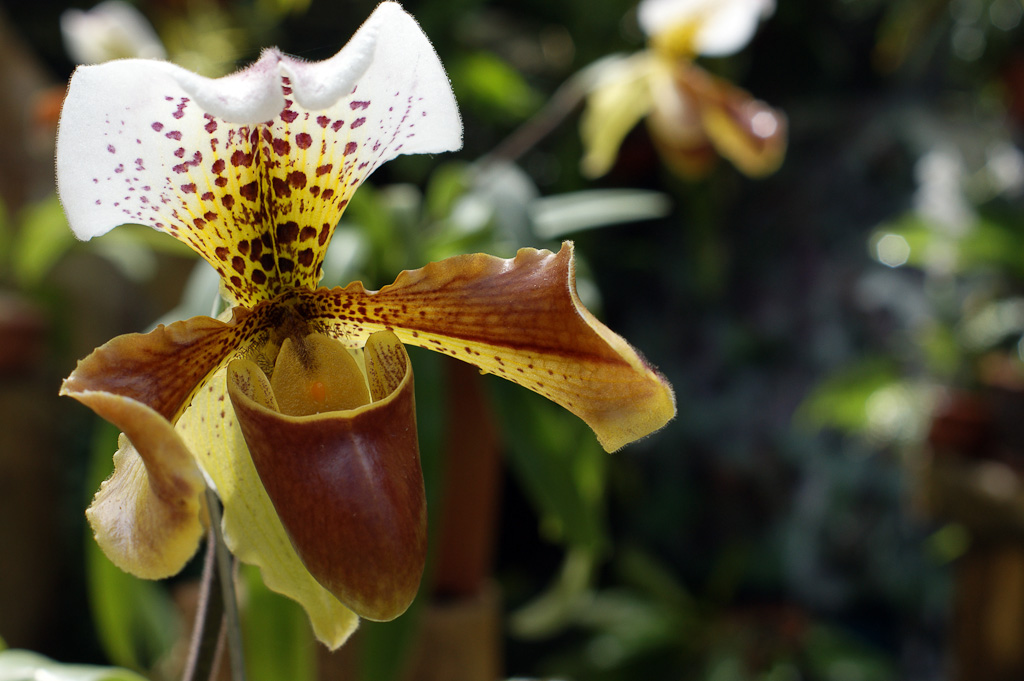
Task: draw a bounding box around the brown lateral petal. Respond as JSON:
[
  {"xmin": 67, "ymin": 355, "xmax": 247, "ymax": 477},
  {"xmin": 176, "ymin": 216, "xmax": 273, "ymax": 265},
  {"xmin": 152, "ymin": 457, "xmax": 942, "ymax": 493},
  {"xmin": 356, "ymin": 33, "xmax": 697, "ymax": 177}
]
[
  {"xmin": 226, "ymin": 331, "xmax": 426, "ymax": 621},
  {"xmin": 61, "ymin": 308, "xmax": 276, "ymax": 579},
  {"xmin": 295, "ymin": 242, "xmax": 676, "ymax": 452},
  {"xmin": 78, "ymin": 393, "xmax": 206, "ymax": 579},
  {"xmin": 62, "ymin": 306, "xmax": 266, "ymax": 422},
  {"xmin": 669, "ymin": 62, "xmax": 787, "ymax": 178}
]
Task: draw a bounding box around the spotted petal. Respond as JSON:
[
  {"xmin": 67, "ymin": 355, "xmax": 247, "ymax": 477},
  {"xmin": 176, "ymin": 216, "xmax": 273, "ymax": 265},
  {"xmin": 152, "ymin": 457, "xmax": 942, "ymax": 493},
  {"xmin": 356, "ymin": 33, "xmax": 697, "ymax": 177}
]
[
  {"xmin": 56, "ymin": 1, "xmax": 462, "ymax": 307},
  {"xmin": 61, "ymin": 307, "xmax": 273, "ymax": 423},
  {"xmin": 297, "ymin": 242, "xmax": 676, "ymax": 452}
]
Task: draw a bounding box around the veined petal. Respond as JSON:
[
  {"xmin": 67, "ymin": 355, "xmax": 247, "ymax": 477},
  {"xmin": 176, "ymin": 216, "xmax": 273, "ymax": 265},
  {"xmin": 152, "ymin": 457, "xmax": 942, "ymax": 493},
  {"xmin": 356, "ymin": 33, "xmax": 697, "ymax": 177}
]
[
  {"xmin": 79, "ymin": 397, "xmax": 205, "ymax": 579},
  {"xmin": 227, "ymin": 331, "xmax": 425, "ymax": 622},
  {"xmin": 178, "ymin": 368, "xmax": 360, "ymax": 649},
  {"xmin": 57, "ymin": 1, "xmax": 462, "ymax": 307},
  {"xmin": 61, "ymin": 311, "xmax": 275, "ymax": 579},
  {"xmin": 61, "ymin": 307, "xmax": 269, "ymax": 423},
  {"xmin": 295, "ymin": 243, "xmax": 676, "ymax": 452}
]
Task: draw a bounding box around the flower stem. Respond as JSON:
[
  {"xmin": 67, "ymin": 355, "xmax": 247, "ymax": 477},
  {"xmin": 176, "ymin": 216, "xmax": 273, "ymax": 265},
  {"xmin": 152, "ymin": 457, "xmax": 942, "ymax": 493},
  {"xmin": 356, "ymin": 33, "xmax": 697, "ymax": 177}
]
[
  {"xmin": 477, "ymin": 69, "xmax": 589, "ymax": 169},
  {"xmin": 206, "ymin": 487, "xmax": 248, "ymax": 681},
  {"xmin": 181, "ymin": 525, "xmax": 223, "ymax": 681},
  {"xmin": 181, "ymin": 490, "xmax": 248, "ymax": 681}
]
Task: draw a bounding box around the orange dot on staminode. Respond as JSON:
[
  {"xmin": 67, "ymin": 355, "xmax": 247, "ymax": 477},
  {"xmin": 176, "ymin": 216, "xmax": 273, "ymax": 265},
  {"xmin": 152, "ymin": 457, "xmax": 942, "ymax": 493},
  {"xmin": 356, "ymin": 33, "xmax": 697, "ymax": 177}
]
[{"xmin": 310, "ymin": 381, "xmax": 327, "ymax": 403}]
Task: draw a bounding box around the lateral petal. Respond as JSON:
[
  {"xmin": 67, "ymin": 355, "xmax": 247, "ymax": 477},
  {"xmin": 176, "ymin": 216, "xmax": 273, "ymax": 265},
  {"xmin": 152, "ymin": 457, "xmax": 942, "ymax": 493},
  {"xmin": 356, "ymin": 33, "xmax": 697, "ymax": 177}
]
[
  {"xmin": 659, "ymin": 62, "xmax": 786, "ymax": 178},
  {"xmin": 61, "ymin": 307, "xmax": 267, "ymax": 423},
  {"xmin": 579, "ymin": 53, "xmax": 656, "ymax": 178},
  {"xmin": 61, "ymin": 312, "xmax": 271, "ymax": 580},
  {"xmin": 227, "ymin": 331, "xmax": 426, "ymax": 622},
  {"xmin": 297, "ymin": 243, "xmax": 676, "ymax": 452},
  {"xmin": 178, "ymin": 368, "xmax": 360, "ymax": 649},
  {"xmin": 78, "ymin": 396, "xmax": 206, "ymax": 580}
]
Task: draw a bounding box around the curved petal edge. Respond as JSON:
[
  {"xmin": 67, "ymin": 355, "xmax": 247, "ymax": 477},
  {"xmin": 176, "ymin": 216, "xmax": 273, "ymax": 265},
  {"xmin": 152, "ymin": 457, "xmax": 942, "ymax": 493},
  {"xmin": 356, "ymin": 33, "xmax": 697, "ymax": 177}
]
[
  {"xmin": 227, "ymin": 331, "xmax": 426, "ymax": 621},
  {"xmin": 75, "ymin": 393, "xmax": 206, "ymax": 579},
  {"xmin": 302, "ymin": 242, "xmax": 676, "ymax": 452}
]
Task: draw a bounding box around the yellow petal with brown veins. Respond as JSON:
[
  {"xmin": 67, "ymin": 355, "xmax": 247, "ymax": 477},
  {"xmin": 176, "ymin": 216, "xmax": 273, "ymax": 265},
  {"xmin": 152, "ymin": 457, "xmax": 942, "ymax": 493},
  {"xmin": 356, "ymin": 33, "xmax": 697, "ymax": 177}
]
[
  {"xmin": 297, "ymin": 243, "xmax": 676, "ymax": 452},
  {"xmin": 61, "ymin": 314, "xmax": 266, "ymax": 579}
]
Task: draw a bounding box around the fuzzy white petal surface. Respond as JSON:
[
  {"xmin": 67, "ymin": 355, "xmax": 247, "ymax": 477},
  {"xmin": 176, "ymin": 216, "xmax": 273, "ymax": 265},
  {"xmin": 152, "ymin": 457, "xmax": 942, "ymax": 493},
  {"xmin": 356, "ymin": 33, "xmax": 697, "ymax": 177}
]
[{"xmin": 56, "ymin": 1, "xmax": 462, "ymax": 242}]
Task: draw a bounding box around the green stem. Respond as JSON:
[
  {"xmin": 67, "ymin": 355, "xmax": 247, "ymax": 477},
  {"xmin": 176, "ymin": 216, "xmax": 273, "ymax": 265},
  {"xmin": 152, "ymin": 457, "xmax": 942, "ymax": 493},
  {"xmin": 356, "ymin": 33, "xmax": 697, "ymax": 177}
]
[
  {"xmin": 181, "ymin": 489, "xmax": 248, "ymax": 681},
  {"xmin": 477, "ymin": 69, "xmax": 589, "ymax": 169},
  {"xmin": 206, "ymin": 487, "xmax": 248, "ymax": 681},
  {"xmin": 181, "ymin": 525, "xmax": 224, "ymax": 681}
]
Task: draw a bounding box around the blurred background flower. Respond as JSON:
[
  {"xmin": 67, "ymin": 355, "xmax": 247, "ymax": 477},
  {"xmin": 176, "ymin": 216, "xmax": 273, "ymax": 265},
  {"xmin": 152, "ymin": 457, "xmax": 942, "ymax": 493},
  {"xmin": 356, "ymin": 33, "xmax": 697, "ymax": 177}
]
[
  {"xmin": 580, "ymin": 0, "xmax": 786, "ymax": 179},
  {"xmin": 61, "ymin": 1, "xmax": 166, "ymax": 64}
]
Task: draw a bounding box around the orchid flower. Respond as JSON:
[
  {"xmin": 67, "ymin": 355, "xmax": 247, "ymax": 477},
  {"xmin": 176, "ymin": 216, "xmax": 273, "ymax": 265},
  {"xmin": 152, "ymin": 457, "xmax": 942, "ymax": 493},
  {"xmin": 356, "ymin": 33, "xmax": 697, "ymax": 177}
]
[
  {"xmin": 57, "ymin": 2, "xmax": 675, "ymax": 649},
  {"xmin": 580, "ymin": 0, "xmax": 786, "ymax": 179},
  {"xmin": 61, "ymin": 0, "xmax": 166, "ymax": 64}
]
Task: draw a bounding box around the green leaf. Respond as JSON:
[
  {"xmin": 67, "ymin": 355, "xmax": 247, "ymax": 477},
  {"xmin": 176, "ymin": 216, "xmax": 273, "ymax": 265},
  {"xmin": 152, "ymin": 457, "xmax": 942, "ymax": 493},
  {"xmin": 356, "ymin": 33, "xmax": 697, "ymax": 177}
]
[
  {"xmin": 257, "ymin": 0, "xmax": 311, "ymax": 17},
  {"xmin": 85, "ymin": 424, "xmax": 180, "ymax": 673},
  {"xmin": 489, "ymin": 380, "xmax": 609, "ymax": 554},
  {"xmin": 872, "ymin": 213, "xmax": 1024, "ymax": 278},
  {"xmin": 802, "ymin": 624, "xmax": 895, "ymax": 681},
  {"xmin": 531, "ymin": 189, "xmax": 672, "ymax": 239},
  {"xmin": 794, "ymin": 359, "xmax": 901, "ymax": 434},
  {"xmin": 342, "ymin": 183, "xmax": 426, "ymax": 280},
  {"xmin": 0, "ymin": 198, "xmax": 11, "ymax": 279},
  {"xmin": 11, "ymin": 195, "xmax": 76, "ymax": 288},
  {"xmin": 0, "ymin": 650, "xmax": 148, "ymax": 681},
  {"xmin": 424, "ymin": 162, "xmax": 471, "ymax": 222},
  {"xmin": 509, "ymin": 547, "xmax": 597, "ymax": 638},
  {"xmin": 241, "ymin": 564, "xmax": 315, "ymax": 681},
  {"xmin": 960, "ymin": 217, "xmax": 1024, "ymax": 278},
  {"xmin": 451, "ymin": 52, "xmax": 541, "ymax": 121},
  {"xmin": 357, "ymin": 603, "xmax": 424, "ymax": 681}
]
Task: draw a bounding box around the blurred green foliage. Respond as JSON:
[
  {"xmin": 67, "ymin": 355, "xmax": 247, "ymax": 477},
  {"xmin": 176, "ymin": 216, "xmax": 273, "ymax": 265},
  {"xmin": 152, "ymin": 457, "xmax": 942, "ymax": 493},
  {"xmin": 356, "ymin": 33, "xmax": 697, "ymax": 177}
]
[{"xmin": 0, "ymin": 650, "xmax": 148, "ymax": 681}]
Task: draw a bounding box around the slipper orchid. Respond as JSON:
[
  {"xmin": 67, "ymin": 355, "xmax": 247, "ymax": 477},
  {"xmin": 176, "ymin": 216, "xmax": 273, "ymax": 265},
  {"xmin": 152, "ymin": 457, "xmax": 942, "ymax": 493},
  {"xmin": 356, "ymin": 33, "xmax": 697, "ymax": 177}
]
[
  {"xmin": 581, "ymin": 0, "xmax": 786, "ymax": 179},
  {"xmin": 57, "ymin": 2, "xmax": 675, "ymax": 648}
]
